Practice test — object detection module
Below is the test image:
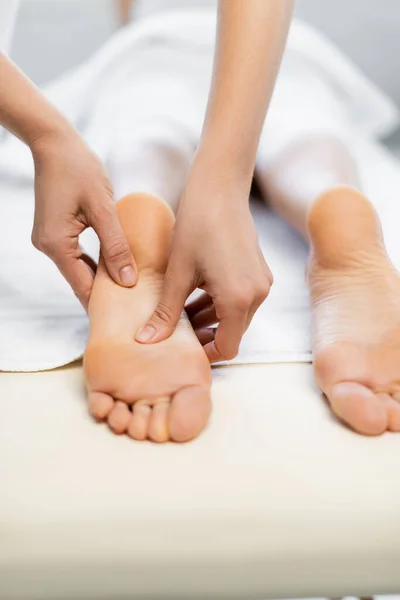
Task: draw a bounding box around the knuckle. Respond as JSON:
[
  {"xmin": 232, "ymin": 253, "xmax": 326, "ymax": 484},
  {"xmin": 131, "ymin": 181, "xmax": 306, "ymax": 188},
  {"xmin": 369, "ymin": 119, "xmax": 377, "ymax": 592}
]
[
  {"xmin": 152, "ymin": 302, "xmax": 174, "ymax": 326},
  {"xmin": 254, "ymin": 281, "xmax": 271, "ymax": 303},
  {"xmin": 31, "ymin": 230, "xmax": 40, "ymax": 250},
  {"xmin": 31, "ymin": 229, "xmax": 59, "ymax": 256},
  {"xmin": 91, "ymin": 200, "xmax": 115, "ymax": 221},
  {"xmin": 267, "ymin": 269, "xmax": 274, "ymax": 286},
  {"xmin": 231, "ymin": 288, "xmax": 254, "ymax": 311},
  {"xmin": 104, "ymin": 237, "xmax": 131, "ymax": 263},
  {"xmin": 228, "ymin": 276, "xmax": 272, "ymax": 311}
]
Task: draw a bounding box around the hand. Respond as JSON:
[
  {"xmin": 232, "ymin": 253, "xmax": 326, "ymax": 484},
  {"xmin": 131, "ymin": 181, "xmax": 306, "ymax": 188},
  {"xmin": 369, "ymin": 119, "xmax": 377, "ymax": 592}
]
[
  {"xmin": 31, "ymin": 130, "xmax": 137, "ymax": 309},
  {"xmin": 135, "ymin": 164, "xmax": 273, "ymax": 362}
]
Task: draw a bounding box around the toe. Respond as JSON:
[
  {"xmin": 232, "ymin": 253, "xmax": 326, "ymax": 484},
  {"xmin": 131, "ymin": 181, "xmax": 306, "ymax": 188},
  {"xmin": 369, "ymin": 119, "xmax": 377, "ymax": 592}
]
[
  {"xmin": 107, "ymin": 401, "xmax": 131, "ymax": 434},
  {"xmin": 148, "ymin": 400, "xmax": 170, "ymax": 443},
  {"xmin": 169, "ymin": 385, "xmax": 211, "ymax": 443},
  {"xmin": 329, "ymin": 382, "xmax": 388, "ymax": 436},
  {"xmin": 88, "ymin": 392, "xmax": 114, "ymax": 420},
  {"xmin": 387, "ymin": 396, "xmax": 400, "ymax": 432},
  {"xmin": 128, "ymin": 402, "xmax": 152, "ymax": 441}
]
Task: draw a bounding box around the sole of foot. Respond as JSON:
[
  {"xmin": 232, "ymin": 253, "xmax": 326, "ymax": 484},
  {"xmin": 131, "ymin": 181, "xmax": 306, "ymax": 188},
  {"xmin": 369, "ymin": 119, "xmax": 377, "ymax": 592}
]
[
  {"xmin": 84, "ymin": 193, "xmax": 212, "ymax": 443},
  {"xmin": 308, "ymin": 185, "xmax": 400, "ymax": 435}
]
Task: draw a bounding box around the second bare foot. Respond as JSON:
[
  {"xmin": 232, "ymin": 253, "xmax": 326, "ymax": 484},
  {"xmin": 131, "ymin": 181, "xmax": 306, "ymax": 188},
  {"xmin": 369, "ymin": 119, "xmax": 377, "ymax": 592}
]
[{"xmin": 308, "ymin": 186, "xmax": 400, "ymax": 435}]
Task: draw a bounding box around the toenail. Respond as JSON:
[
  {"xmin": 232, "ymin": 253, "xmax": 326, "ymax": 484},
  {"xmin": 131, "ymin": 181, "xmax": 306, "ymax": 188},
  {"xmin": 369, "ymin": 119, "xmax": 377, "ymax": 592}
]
[
  {"xmin": 120, "ymin": 266, "xmax": 136, "ymax": 287},
  {"xmin": 136, "ymin": 325, "xmax": 156, "ymax": 343}
]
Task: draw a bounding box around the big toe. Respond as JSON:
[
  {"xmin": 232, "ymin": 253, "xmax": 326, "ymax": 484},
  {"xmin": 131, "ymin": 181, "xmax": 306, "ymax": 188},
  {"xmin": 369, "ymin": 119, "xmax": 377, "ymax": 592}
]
[
  {"xmin": 385, "ymin": 396, "xmax": 400, "ymax": 432},
  {"xmin": 169, "ymin": 386, "xmax": 211, "ymax": 443},
  {"xmin": 329, "ymin": 382, "xmax": 388, "ymax": 436}
]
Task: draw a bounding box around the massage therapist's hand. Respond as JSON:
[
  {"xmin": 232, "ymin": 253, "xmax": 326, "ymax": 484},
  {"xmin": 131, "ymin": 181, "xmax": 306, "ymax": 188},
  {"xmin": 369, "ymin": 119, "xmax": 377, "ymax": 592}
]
[
  {"xmin": 0, "ymin": 53, "xmax": 136, "ymax": 309},
  {"xmin": 31, "ymin": 130, "xmax": 137, "ymax": 309},
  {"xmin": 136, "ymin": 157, "xmax": 273, "ymax": 362},
  {"xmin": 135, "ymin": 0, "xmax": 292, "ymax": 360}
]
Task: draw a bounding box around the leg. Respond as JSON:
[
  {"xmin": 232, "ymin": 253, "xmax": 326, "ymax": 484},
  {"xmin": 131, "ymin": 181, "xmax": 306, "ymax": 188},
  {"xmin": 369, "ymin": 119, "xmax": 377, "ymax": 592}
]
[
  {"xmin": 84, "ymin": 193, "xmax": 212, "ymax": 443},
  {"xmin": 256, "ymin": 133, "xmax": 360, "ymax": 238},
  {"xmin": 256, "ymin": 131, "xmax": 400, "ymax": 435},
  {"xmin": 108, "ymin": 121, "xmax": 194, "ymax": 213}
]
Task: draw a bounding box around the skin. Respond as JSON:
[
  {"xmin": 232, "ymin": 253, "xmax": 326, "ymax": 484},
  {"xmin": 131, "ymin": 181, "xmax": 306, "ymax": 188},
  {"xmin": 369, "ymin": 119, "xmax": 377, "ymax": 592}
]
[
  {"xmin": 85, "ymin": 3, "xmax": 400, "ymax": 439},
  {"xmin": 0, "ymin": 53, "xmax": 137, "ymax": 309},
  {"xmin": 1, "ymin": 0, "xmax": 293, "ymax": 328},
  {"xmin": 136, "ymin": 0, "xmax": 294, "ymax": 362},
  {"xmin": 85, "ymin": 193, "xmax": 212, "ymax": 443},
  {"xmin": 256, "ymin": 135, "xmax": 400, "ymax": 435},
  {"xmin": 87, "ymin": 139, "xmax": 400, "ymax": 440}
]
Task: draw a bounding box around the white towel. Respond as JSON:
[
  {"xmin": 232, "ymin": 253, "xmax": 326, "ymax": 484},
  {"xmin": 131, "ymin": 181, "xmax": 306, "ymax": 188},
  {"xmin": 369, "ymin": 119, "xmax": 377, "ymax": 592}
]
[{"xmin": 0, "ymin": 10, "xmax": 399, "ymax": 372}]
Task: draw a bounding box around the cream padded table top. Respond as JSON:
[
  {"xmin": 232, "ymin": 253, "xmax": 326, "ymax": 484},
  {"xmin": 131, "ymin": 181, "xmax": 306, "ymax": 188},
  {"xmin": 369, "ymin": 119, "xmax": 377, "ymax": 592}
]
[{"xmin": 1, "ymin": 363, "xmax": 400, "ymax": 600}]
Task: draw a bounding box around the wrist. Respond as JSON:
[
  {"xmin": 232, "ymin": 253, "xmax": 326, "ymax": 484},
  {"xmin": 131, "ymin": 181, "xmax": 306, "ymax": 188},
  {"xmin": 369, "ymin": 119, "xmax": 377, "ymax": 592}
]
[
  {"xmin": 184, "ymin": 155, "xmax": 253, "ymax": 213},
  {"xmin": 192, "ymin": 140, "xmax": 254, "ymax": 199},
  {"xmin": 196, "ymin": 132, "xmax": 256, "ymax": 187},
  {"xmin": 29, "ymin": 122, "xmax": 81, "ymax": 164}
]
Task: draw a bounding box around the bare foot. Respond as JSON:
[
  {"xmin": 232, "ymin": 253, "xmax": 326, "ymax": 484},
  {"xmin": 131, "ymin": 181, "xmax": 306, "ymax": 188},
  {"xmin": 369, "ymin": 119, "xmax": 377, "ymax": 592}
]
[
  {"xmin": 84, "ymin": 193, "xmax": 212, "ymax": 443},
  {"xmin": 308, "ymin": 186, "xmax": 400, "ymax": 435}
]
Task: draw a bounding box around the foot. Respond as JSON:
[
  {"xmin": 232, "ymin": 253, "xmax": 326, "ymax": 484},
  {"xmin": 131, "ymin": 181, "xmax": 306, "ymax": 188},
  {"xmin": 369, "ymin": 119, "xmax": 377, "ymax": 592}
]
[
  {"xmin": 84, "ymin": 193, "xmax": 212, "ymax": 443},
  {"xmin": 307, "ymin": 186, "xmax": 400, "ymax": 435}
]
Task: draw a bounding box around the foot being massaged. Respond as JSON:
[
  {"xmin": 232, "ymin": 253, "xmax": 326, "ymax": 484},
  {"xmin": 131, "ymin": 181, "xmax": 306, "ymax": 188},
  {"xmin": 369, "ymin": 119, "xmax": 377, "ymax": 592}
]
[{"xmin": 1, "ymin": 0, "xmax": 400, "ymax": 443}]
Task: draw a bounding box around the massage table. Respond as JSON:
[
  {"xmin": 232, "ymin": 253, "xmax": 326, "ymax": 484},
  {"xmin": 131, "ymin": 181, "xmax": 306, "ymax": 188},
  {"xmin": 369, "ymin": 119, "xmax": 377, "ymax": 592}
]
[{"xmin": 2, "ymin": 362, "xmax": 400, "ymax": 599}]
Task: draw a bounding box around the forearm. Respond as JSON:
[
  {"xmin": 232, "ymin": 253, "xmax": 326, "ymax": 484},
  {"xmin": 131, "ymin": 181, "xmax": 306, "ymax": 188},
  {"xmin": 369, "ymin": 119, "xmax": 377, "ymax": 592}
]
[
  {"xmin": 0, "ymin": 52, "xmax": 75, "ymax": 149},
  {"xmin": 199, "ymin": 0, "xmax": 293, "ymax": 181}
]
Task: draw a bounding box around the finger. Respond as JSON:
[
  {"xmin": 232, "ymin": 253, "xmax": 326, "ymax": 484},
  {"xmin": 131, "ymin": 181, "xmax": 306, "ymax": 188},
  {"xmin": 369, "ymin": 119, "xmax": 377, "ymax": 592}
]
[
  {"xmin": 203, "ymin": 310, "xmax": 247, "ymax": 363},
  {"xmin": 244, "ymin": 271, "xmax": 272, "ymax": 330},
  {"xmin": 90, "ymin": 205, "xmax": 137, "ymax": 288},
  {"xmin": 54, "ymin": 254, "xmax": 95, "ymax": 311},
  {"xmin": 195, "ymin": 327, "xmax": 216, "ymax": 346},
  {"xmin": 190, "ymin": 305, "xmax": 218, "ymax": 330},
  {"xmin": 135, "ymin": 270, "xmax": 192, "ymax": 344},
  {"xmin": 244, "ymin": 297, "xmax": 265, "ymax": 332},
  {"xmin": 185, "ymin": 292, "xmax": 213, "ymax": 318},
  {"xmin": 80, "ymin": 252, "xmax": 97, "ymax": 277}
]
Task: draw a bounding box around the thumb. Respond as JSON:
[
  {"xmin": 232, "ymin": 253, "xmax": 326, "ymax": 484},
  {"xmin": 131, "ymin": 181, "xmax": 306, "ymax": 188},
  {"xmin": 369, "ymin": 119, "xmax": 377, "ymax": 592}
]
[
  {"xmin": 135, "ymin": 271, "xmax": 191, "ymax": 344},
  {"xmin": 91, "ymin": 205, "xmax": 137, "ymax": 288}
]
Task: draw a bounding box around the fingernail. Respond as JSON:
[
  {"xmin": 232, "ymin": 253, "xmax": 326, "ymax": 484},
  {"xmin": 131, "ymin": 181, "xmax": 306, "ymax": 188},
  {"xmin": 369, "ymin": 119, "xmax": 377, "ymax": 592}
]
[
  {"xmin": 120, "ymin": 265, "xmax": 136, "ymax": 287},
  {"xmin": 136, "ymin": 325, "xmax": 157, "ymax": 343}
]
